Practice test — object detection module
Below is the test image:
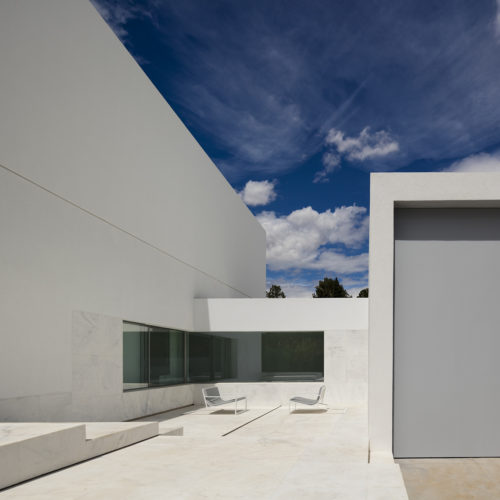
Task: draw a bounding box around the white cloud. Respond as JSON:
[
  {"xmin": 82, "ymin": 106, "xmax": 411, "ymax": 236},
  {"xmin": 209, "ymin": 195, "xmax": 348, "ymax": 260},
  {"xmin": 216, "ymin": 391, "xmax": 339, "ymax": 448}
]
[
  {"xmin": 257, "ymin": 205, "xmax": 369, "ymax": 273},
  {"xmin": 267, "ymin": 281, "xmax": 313, "ymax": 298},
  {"xmin": 313, "ymin": 152, "xmax": 341, "ymax": 183},
  {"xmin": 325, "ymin": 127, "xmax": 399, "ymax": 161},
  {"xmin": 313, "ymin": 126, "xmax": 399, "ymax": 182},
  {"xmin": 239, "ymin": 180, "xmax": 277, "ymax": 206},
  {"xmin": 443, "ymin": 151, "xmax": 500, "ymax": 172},
  {"xmin": 341, "ymin": 276, "xmax": 368, "ymax": 298},
  {"xmin": 496, "ymin": 0, "xmax": 500, "ymax": 39},
  {"xmin": 347, "ymin": 287, "xmax": 364, "ymax": 298}
]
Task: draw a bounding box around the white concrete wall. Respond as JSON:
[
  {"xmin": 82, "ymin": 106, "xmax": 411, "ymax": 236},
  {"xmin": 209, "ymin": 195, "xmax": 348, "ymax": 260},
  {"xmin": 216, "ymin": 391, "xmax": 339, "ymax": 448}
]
[
  {"xmin": 194, "ymin": 298, "xmax": 368, "ymax": 408},
  {"xmin": 0, "ymin": 0, "xmax": 265, "ymax": 421},
  {"xmin": 369, "ymin": 172, "xmax": 500, "ymax": 456},
  {"xmin": 193, "ymin": 382, "xmax": 325, "ymax": 408},
  {"xmin": 324, "ymin": 330, "xmax": 367, "ymax": 408},
  {"xmin": 194, "ymin": 298, "xmax": 368, "ymax": 331},
  {"xmin": 192, "ymin": 328, "xmax": 368, "ymax": 409}
]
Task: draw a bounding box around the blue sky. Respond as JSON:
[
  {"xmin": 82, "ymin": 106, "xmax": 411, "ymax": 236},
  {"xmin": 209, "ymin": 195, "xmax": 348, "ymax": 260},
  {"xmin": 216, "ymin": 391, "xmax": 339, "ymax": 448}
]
[{"xmin": 93, "ymin": 0, "xmax": 500, "ymax": 297}]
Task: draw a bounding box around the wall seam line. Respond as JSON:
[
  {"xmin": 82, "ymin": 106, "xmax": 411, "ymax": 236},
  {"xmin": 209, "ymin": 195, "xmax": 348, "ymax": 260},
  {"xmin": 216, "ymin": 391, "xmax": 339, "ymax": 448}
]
[{"xmin": 0, "ymin": 162, "xmax": 251, "ymax": 298}]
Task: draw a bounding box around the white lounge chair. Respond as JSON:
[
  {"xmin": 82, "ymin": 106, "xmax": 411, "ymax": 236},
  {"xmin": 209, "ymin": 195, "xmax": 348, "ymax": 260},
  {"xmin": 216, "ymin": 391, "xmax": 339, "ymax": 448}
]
[
  {"xmin": 289, "ymin": 385, "xmax": 327, "ymax": 413},
  {"xmin": 202, "ymin": 386, "xmax": 247, "ymax": 414}
]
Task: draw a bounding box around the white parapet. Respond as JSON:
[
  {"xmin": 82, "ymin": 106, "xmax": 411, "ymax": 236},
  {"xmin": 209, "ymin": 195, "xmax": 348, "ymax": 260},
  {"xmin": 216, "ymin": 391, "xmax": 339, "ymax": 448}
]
[{"xmin": 193, "ymin": 298, "xmax": 368, "ymax": 332}]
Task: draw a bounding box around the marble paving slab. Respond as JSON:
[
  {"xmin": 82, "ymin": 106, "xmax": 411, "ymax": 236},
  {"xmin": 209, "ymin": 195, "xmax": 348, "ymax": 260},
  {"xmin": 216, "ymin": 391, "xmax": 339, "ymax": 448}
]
[{"xmin": 1, "ymin": 407, "xmax": 408, "ymax": 499}]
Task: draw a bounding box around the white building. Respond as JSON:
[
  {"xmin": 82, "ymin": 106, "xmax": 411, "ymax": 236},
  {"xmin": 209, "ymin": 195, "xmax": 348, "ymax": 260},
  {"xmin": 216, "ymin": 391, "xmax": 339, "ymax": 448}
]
[
  {"xmin": 369, "ymin": 172, "xmax": 500, "ymax": 459},
  {"xmin": 0, "ymin": 0, "xmax": 266, "ymax": 422},
  {"xmin": 0, "ymin": 0, "xmax": 367, "ymax": 424},
  {"xmin": 6, "ymin": 0, "xmax": 500, "ymax": 467}
]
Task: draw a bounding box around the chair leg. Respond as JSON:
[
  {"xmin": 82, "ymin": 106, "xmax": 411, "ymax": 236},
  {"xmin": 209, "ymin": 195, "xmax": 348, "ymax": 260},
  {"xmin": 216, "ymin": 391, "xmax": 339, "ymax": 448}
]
[{"xmin": 235, "ymin": 398, "xmax": 238, "ymax": 415}]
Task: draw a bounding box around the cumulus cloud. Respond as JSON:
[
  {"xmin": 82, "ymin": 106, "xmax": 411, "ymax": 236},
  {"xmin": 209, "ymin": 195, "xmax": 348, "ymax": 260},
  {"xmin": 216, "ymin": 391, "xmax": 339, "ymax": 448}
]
[
  {"xmin": 313, "ymin": 127, "xmax": 399, "ymax": 182},
  {"xmin": 239, "ymin": 180, "xmax": 277, "ymax": 206},
  {"xmin": 313, "ymin": 152, "xmax": 341, "ymax": 183},
  {"xmin": 326, "ymin": 127, "xmax": 399, "ymax": 162},
  {"xmin": 257, "ymin": 205, "xmax": 369, "ymax": 273},
  {"xmin": 443, "ymin": 151, "xmax": 500, "ymax": 172}
]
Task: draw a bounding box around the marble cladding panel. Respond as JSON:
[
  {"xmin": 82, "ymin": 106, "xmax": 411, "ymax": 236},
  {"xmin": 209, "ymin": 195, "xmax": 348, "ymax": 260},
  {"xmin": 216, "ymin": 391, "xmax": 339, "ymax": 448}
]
[
  {"xmin": 69, "ymin": 311, "xmax": 124, "ymax": 421},
  {"xmin": 71, "ymin": 311, "xmax": 194, "ymax": 421},
  {"xmin": 193, "ymin": 382, "xmax": 325, "ymax": 408},
  {"xmin": 2, "ymin": 313, "xmax": 366, "ymax": 421},
  {"xmin": 70, "ymin": 393, "xmax": 125, "ymax": 422},
  {"xmin": 72, "ymin": 311, "xmax": 123, "ymax": 397},
  {"xmin": 190, "ymin": 329, "xmax": 368, "ymax": 409},
  {"xmin": 122, "ymin": 385, "xmax": 194, "ymax": 421},
  {"xmin": 0, "ymin": 392, "xmax": 72, "ymax": 422},
  {"xmin": 0, "ymin": 311, "xmax": 124, "ymax": 422},
  {"xmin": 324, "ymin": 329, "xmax": 368, "ymax": 407}
]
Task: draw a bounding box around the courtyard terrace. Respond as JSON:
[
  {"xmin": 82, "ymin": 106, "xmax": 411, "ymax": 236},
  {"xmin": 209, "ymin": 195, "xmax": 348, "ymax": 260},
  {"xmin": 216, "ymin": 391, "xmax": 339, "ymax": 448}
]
[{"xmin": 1, "ymin": 405, "xmax": 407, "ymax": 499}]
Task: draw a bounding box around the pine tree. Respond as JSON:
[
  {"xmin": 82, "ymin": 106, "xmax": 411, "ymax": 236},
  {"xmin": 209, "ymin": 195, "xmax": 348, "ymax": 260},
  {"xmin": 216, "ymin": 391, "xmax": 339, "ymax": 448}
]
[
  {"xmin": 312, "ymin": 277, "xmax": 350, "ymax": 298},
  {"xmin": 266, "ymin": 284, "xmax": 286, "ymax": 298}
]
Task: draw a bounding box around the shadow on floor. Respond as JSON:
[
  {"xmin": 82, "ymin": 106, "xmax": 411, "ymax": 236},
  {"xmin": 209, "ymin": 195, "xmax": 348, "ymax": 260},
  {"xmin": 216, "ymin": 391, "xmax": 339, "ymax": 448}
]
[
  {"xmin": 289, "ymin": 409, "xmax": 329, "ymax": 414},
  {"xmin": 208, "ymin": 409, "xmax": 250, "ymax": 415}
]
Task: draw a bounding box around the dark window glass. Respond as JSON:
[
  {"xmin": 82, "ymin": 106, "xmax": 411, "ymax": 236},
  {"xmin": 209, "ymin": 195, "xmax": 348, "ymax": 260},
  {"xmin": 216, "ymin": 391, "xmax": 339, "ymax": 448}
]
[
  {"xmin": 123, "ymin": 322, "xmax": 186, "ymax": 391},
  {"xmin": 149, "ymin": 327, "xmax": 184, "ymax": 386},
  {"xmin": 187, "ymin": 332, "xmax": 212, "ymax": 382},
  {"xmin": 123, "ymin": 323, "xmax": 149, "ymax": 390},
  {"xmin": 213, "ymin": 336, "xmax": 234, "ymax": 380},
  {"xmin": 261, "ymin": 331, "xmax": 324, "ymax": 381},
  {"xmin": 123, "ymin": 322, "xmax": 323, "ymax": 390}
]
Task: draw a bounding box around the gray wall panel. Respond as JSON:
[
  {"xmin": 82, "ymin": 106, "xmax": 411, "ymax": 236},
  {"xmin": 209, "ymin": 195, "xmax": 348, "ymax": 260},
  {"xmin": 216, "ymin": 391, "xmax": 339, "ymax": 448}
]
[{"xmin": 394, "ymin": 208, "xmax": 500, "ymax": 457}]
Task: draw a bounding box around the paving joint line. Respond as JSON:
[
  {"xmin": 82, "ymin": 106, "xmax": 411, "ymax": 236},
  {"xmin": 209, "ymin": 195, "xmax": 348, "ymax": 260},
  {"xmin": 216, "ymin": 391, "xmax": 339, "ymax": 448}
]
[{"xmin": 221, "ymin": 406, "xmax": 281, "ymax": 437}]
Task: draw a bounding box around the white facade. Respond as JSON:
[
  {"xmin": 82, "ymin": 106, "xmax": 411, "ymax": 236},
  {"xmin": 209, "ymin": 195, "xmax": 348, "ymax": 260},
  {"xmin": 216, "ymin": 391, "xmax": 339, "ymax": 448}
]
[
  {"xmin": 369, "ymin": 172, "xmax": 500, "ymax": 456},
  {"xmin": 0, "ymin": 0, "xmax": 264, "ymax": 421},
  {"xmin": 194, "ymin": 298, "xmax": 369, "ymax": 409},
  {"xmin": 0, "ymin": 0, "xmax": 369, "ymax": 425},
  {"xmin": 46, "ymin": 300, "xmax": 368, "ymax": 421}
]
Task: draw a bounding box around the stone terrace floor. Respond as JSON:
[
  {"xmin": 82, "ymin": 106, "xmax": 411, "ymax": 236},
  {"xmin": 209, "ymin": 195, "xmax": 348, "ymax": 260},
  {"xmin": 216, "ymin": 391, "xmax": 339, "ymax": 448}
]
[{"xmin": 1, "ymin": 405, "xmax": 408, "ymax": 499}]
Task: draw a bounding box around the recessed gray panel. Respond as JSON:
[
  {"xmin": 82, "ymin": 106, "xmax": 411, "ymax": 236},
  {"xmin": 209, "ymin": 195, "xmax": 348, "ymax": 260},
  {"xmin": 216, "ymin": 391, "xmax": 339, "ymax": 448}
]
[{"xmin": 394, "ymin": 208, "xmax": 500, "ymax": 458}]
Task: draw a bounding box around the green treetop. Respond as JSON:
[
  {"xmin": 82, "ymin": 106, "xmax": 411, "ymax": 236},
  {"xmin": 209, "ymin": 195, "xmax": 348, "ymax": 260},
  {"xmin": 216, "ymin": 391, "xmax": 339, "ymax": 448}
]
[
  {"xmin": 312, "ymin": 277, "xmax": 350, "ymax": 298},
  {"xmin": 266, "ymin": 284, "xmax": 286, "ymax": 298}
]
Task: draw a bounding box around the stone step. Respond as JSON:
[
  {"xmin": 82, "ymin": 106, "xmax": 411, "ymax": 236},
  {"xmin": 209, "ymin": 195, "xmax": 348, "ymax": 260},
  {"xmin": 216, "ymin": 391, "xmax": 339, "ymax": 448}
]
[{"xmin": 0, "ymin": 421, "xmax": 160, "ymax": 490}]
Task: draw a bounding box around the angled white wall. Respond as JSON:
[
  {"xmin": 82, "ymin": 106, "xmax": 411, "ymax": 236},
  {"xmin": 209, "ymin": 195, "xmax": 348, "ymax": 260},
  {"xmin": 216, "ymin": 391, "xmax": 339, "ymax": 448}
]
[
  {"xmin": 0, "ymin": 0, "xmax": 265, "ymax": 298},
  {"xmin": 0, "ymin": 0, "xmax": 265, "ymax": 421}
]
